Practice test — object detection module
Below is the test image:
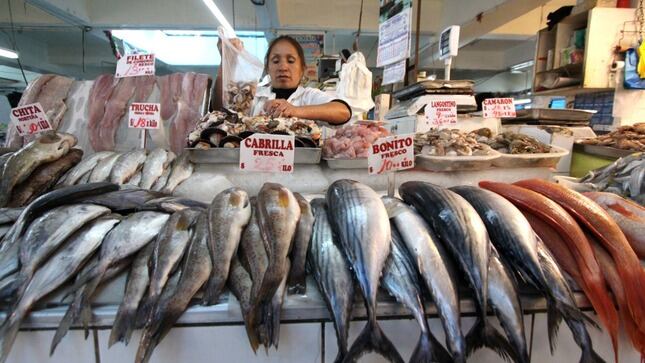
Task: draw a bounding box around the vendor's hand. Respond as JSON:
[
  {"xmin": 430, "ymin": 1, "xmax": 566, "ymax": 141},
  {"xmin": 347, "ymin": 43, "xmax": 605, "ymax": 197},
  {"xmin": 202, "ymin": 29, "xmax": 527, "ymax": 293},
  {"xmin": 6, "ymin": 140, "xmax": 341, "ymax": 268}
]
[{"xmin": 264, "ymin": 99, "xmax": 300, "ymax": 118}]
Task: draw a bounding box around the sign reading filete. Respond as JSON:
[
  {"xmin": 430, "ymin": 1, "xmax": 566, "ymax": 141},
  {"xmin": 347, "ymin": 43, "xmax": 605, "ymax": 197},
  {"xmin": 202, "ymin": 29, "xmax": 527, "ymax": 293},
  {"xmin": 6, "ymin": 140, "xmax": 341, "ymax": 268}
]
[
  {"xmin": 128, "ymin": 103, "xmax": 160, "ymax": 129},
  {"xmin": 240, "ymin": 134, "xmax": 295, "ymax": 173},
  {"xmin": 10, "ymin": 102, "xmax": 53, "ymax": 136},
  {"xmin": 483, "ymin": 98, "xmax": 516, "ymax": 118},
  {"xmin": 115, "ymin": 53, "xmax": 156, "ymax": 78},
  {"xmin": 425, "ymin": 100, "xmax": 458, "ymax": 127},
  {"xmin": 368, "ymin": 134, "xmax": 415, "ymax": 175}
]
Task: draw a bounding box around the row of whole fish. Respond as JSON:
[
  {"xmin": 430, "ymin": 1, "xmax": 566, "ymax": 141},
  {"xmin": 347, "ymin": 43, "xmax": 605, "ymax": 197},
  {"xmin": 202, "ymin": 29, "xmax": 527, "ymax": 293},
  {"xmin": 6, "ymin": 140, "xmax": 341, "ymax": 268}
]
[
  {"xmin": 0, "ymin": 178, "xmax": 642, "ymax": 363},
  {"xmin": 57, "ymin": 146, "xmax": 194, "ymax": 194}
]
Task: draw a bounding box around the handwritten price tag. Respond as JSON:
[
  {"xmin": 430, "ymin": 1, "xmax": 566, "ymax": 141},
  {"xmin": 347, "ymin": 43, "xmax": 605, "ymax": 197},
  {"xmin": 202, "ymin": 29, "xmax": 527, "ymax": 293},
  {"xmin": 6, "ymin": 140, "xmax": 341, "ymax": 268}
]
[
  {"xmin": 10, "ymin": 102, "xmax": 53, "ymax": 136},
  {"xmin": 425, "ymin": 100, "xmax": 457, "ymax": 127},
  {"xmin": 239, "ymin": 134, "xmax": 295, "ymax": 173},
  {"xmin": 115, "ymin": 53, "xmax": 156, "ymax": 78},
  {"xmin": 128, "ymin": 103, "xmax": 160, "ymax": 129},
  {"xmin": 368, "ymin": 134, "xmax": 415, "ymax": 175},
  {"xmin": 483, "ymin": 98, "xmax": 516, "ymax": 118}
]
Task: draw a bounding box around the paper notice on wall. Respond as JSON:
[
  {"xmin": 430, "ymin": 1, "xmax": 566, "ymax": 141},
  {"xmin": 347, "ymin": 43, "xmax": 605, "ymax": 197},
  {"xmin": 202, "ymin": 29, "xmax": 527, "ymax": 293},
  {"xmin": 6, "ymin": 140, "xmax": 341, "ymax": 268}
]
[
  {"xmin": 377, "ymin": 7, "xmax": 412, "ymax": 67},
  {"xmin": 382, "ymin": 59, "xmax": 407, "ymax": 85}
]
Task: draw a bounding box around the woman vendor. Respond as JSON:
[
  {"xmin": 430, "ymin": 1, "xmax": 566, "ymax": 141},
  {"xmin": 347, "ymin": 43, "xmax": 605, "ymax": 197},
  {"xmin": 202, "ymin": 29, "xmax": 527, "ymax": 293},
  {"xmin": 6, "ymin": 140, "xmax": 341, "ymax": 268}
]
[{"xmin": 214, "ymin": 35, "xmax": 352, "ymax": 126}]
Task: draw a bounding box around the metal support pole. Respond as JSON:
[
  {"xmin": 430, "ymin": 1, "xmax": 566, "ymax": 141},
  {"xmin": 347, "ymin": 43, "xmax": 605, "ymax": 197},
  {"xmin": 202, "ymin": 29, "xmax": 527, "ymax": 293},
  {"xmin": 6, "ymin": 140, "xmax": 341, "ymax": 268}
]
[{"xmin": 413, "ymin": 0, "xmax": 422, "ymax": 81}]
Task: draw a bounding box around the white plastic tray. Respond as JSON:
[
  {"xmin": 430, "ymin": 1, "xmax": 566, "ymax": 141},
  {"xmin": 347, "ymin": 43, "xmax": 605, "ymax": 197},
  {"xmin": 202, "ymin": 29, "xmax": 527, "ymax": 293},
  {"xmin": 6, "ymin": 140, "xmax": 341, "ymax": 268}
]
[
  {"xmin": 492, "ymin": 145, "xmax": 569, "ymax": 168},
  {"xmin": 324, "ymin": 158, "xmax": 368, "ymax": 169},
  {"xmin": 415, "ymin": 150, "xmax": 501, "ymax": 172}
]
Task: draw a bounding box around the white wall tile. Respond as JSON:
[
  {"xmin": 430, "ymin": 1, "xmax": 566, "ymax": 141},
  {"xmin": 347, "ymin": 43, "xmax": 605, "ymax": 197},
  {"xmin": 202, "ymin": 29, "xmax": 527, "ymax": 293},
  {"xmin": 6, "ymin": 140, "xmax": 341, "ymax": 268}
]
[
  {"xmin": 98, "ymin": 323, "xmax": 322, "ymax": 363},
  {"xmin": 7, "ymin": 330, "xmax": 97, "ymax": 363}
]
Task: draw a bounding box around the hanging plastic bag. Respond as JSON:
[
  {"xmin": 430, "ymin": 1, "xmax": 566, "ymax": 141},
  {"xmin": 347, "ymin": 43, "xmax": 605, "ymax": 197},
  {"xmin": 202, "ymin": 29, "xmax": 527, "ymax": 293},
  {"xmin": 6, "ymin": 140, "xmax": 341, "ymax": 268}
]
[
  {"xmin": 218, "ymin": 27, "xmax": 264, "ymax": 115},
  {"xmin": 336, "ymin": 51, "xmax": 375, "ymax": 114},
  {"xmin": 624, "ymin": 47, "xmax": 645, "ymax": 89}
]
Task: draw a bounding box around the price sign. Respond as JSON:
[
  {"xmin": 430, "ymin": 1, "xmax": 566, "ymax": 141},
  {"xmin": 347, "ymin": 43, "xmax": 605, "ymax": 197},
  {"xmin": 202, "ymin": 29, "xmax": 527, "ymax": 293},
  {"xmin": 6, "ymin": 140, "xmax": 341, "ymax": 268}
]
[
  {"xmin": 368, "ymin": 134, "xmax": 415, "ymax": 175},
  {"xmin": 239, "ymin": 134, "xmax": 295, "ymax": 173},
  {"xmin": 483, "ymin": 98, "xmax": 516, "ymax": 118},
  {"xmin": 10, "ymin": 102, "xmax": 53, "ymax": 136},
  {"xmin": 115, "ymin": 53, "xmax": 156, "ymax": 78},
  {"xmin": 128, "ymin": 103, "xmax": 160, "ymax": 129},
  {"xmin": 425, "ymin": 100, "xmax": 458, "ymax": 127}
]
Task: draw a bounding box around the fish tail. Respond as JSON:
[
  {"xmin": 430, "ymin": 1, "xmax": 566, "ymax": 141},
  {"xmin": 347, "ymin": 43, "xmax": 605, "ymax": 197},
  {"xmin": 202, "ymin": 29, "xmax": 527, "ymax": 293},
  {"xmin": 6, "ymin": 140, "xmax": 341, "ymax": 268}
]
[
  {"xmin": 465, "ymin": 318, "xmax": 519, "ymax": 363},
  {"xmin": 342, "ymin": 319, "xmax": 404, "ymax": 363},
  {"xmin": 50, "ymin": 293, "xmax": 82, "ymax": 356},
  {"xmin": 81, "ymin": 303, "xmax": 92, "ymax": 339},
  {"xmin": 546, "ymin": 300, "xmax": 563, "ymax": 354},
  {"xmin": 0, "ymin": 273, "xmax": 24, "ymax": 303},
  {"xmin": 269, "ymin": 303, "xmax": 281, "ymax": 349},
  {"xmin": 108, "ymin": 306, "xmax": 135, "ymax": 347},
  {"xmin": 134, "ymin": 327, "xmax": 158, "ymax": 363},
  {"xmin": 201, "ymin": 275, "xmax": 224, "ymax": 306},
  {"xmin": 580, "ymin": 279, "xmax": 619, "ymax": 360},
  {"xmin": 409, "ymin": 332, "xmax": 452, "ymax": 363},
  {"xmin": 136, "ymin": 296, "xmax": 156, "ymax": 329},
  {"xmin": 0, "ymin": 312, "xmax": 22, "ymax": 363},
  {"xmin": 243, "ymin": 304, "xmax": 261, "ymax": 353},
  {"xmin": 580, "ymin": 346, "xmax": 606, "ymax": 363}
]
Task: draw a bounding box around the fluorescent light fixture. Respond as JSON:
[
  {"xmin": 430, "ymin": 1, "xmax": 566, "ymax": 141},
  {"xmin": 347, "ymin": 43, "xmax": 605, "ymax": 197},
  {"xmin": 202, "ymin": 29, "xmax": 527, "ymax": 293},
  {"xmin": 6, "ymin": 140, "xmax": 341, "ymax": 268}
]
[
  {"xmin": 201, "ymin": 0, "xmax": 235, "ymax": 36},
  {"xmin": 510, "ymin": 60, "xmax": 534, "ymax": 72},
  {"xmin": 0, "ymin": 47, "xmax": 19, "ymax": 59}
]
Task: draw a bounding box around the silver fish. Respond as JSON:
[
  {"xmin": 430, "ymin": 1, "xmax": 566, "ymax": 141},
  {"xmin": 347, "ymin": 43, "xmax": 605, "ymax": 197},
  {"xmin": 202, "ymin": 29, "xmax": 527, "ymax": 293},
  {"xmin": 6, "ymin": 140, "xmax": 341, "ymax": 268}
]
[
  {"xmin": 382, "ymin": 225, "xmax": 452, "ymax": 363},
  {"xmin": 142, "ymin": 196, "xmax": 208, "ymax": 213},
  {"xmin": 161, "ymin": 152, "xmax": 193, "ymax": 194},
  {"xmin": 88, "ymin": 152, "xmax": 121, "ymax": 183},
  {"xmin": 308, "ymin": 199, "xmax": 354, "ymax": 363},
  {"xmin": 254, "ymin": 183, "xmax": 300, "ymax": 307},
  {"xmin": 110, "ymin": 150, "xmax": 147, "ymax": 185},
  {"xmin": 62, "ymin": 151, "xmax": 114, "ymax": 186},
  {"xmin": 140, "ymin": 148, "xmax": 175, "ymax": 190},
  {"xmin": 0, "ymin": 215, "xmax": 119, "ymax": 363},
  {"xmin": 483, "ymin": 250, "xmax": 527, "ymax": 363},
  {"xmin": 382, "ymin": 196, "xmax": 463, "ymax": 363},
  {"xmin": 125, "ymin": 171, "xmax": 142, "ymax": 187},
  {"xmin": 538, "ymin": 242, "xmax": 604, "ymax": 363},
  {"xmin": 151, "ymin": 166, "xmax": 171, "ymax": 192},
  {"xmin": 287, "ymin": 193, "xmax": 314, "ymax": 295},
  {"xmin": 135, "ymin": 213, "xmax": 212, "ymax": 363},
  {"xmin": 326, "ymin": 179, "xmax": 402, "ymax": 363},
  {"xmin": 140, "ymin": 208, "xmax": 201, "ymax": 319},
  {"xmin": 203, "ymin": 187, "xmax": 251, "ymax": 305},
  {"xmin": 0, "ymin": 204, "xmax": 110, "ymax": 300},
  {"xmin": 109, "ymin": 243, "xmax": 155, "ymax": 347},
  {"xmin": 399, "ymin": 182, "xmax": 490, "ymax": 320},
  {"xmin": 50, "ymin": 211, "xmax": 169, "ymax": 352},
  {"xmin": 0, "ymin": 133, "xmax": 76, "ymax": 207}
]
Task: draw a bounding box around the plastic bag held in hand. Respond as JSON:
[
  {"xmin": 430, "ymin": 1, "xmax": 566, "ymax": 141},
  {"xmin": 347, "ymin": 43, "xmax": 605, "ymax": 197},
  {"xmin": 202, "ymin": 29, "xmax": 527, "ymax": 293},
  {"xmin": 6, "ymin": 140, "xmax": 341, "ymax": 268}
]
[
  {"xmin": 218, "ymin": 26, "xmax": 264, "ymax": 115},
  {"xmin": 336, "ymin": 52, "xmax": 375, "ymax": 114}
]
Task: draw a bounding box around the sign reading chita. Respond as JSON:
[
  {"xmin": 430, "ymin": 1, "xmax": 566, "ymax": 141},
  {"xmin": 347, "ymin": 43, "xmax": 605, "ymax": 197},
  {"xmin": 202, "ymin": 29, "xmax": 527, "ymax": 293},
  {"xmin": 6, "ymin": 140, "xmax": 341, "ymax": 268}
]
[
  {"xmin": 10, "ymin": 102, "xmax": 53, "ymax": 136},
  {"xmin": 240, "ymin": 134, "xmax": 295, "ymax": 173},
  {"xmin": 368, "ymin": 134, "xmax": 415, "ymax": 174}
]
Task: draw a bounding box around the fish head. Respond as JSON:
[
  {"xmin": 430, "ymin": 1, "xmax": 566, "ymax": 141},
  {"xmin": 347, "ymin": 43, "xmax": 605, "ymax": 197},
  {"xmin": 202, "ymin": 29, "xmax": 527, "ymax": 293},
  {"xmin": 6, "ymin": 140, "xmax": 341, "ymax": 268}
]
[
  {"xmin": 38, "ymin": 132, "xmax": 76, "ymax": 156},
  {"xmin": 258, "ymin": 183, "xmax": 300, "ymax": 219},
  {"xmin": 381, "ymin": 196, "xmax": 408, "ymax": 218}
]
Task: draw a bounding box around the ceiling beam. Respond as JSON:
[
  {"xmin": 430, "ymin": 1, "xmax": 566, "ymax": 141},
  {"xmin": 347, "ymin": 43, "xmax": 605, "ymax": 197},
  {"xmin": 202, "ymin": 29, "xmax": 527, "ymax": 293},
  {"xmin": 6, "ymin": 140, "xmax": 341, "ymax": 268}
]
[{"xmin": 25, "ymin": 0, "xmax": 90, "ymax": 26}]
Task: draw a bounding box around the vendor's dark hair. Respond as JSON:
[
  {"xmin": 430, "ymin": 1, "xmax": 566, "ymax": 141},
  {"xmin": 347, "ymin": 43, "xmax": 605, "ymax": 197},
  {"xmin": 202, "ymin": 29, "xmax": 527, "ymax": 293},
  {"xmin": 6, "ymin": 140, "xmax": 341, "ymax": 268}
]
[{"xmin": 264, "ymin": 35, "xmax": 307, "ymax": 74}]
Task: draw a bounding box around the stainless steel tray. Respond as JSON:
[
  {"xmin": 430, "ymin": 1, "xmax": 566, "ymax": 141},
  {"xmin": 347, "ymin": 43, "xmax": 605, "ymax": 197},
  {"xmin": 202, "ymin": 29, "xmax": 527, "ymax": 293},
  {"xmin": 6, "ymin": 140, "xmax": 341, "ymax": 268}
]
[
  {"xmin": 414, "ymin": 151, "xmax": 501, "ymax": 172},
  {"xmin": 514, "ymin": 108, "xmax": 593, "ymax": 121},
  {"xmin": 188, "ymin": 147, "xmax": 322, "ymax": 164},
  {"xmin": 573, "ymin": 143, "xmax": 637, "ymax": 159},
  {"xmin": 324, "ymin": 158, "xmax": 368, "ymax": 169}
]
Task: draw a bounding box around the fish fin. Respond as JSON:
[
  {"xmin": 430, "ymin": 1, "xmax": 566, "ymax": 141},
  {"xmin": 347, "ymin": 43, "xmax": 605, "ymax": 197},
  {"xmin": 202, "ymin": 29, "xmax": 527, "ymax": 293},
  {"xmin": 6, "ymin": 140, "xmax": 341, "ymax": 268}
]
[
  {"xmin": 50, "ymin": 290, "xmax": 83, "ymax": 356},
  {"xmin": 241, "ymin": 303, "xmax": 261, "ymax": 353},
  {"xmin": 342, "ymin": 319, "xmax": 404, "ymax": 363},
  {"xmin": 109, "ymin": 306, "xmax": 136, "ymax": 347},
  {"xmin": 409, "ymin": 332, "xmax": 452, "ymax": 363},
  {"xmin": 201, "ymin": 275, "xmax": 224, "ymax": 306},
  {"xmin": 134, "ymin": 327, "xmax": 159, "ymax": 363},
  {"xmin": 580, "ymin": 347, "xmax": 606, "ymax": 363},
  {"xmin": 546, "ymin": 299, "xmax": 564, "ymax": 354},
  {"xmin": 0, "ymin": 312, "xmax": 22, "ymax": 363},
  {"xmin": 81, "ymin": 303, "xmax": 92, "ymax": 339},
  {"xmin": 0, "ymin": 275, "xmax": 20, "ymax": 303},
  {"xmin": 270, "ymin": 302, "xmax": 282, "ymax": 349},
  {"xmin": 465, "ymin": 318, "xmax": 518, "ymax": 363}
]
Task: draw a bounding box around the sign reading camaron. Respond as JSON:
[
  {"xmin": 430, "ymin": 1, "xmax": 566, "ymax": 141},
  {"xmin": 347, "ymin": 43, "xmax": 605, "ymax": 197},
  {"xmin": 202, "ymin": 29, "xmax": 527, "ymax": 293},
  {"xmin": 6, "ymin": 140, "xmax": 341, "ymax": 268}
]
[
  {"xmin": 368, "ymin": 134, "xmax": 415, "ymax": 175},
  {"xmin": 239, "ymin": 134, "xmax": 295, "ymax": 173}
]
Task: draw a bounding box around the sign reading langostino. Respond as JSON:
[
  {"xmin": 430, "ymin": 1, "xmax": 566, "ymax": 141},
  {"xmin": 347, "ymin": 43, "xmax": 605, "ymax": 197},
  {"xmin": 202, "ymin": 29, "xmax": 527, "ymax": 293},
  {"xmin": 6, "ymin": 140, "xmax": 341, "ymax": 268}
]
[
  {"xmin": 239, "ymin": 134, "xmax": 295, "ymax": 173},
  {"xmin": 10, "ymin": 102, "xmax": 52, "ymax": 136},
  {"xmin": 368, "ymin": 134, "xmax": 415, "ymax": 175},
  {"xmin": 115, "ymin": 53, "xmax": 156, "ymax": 78}
]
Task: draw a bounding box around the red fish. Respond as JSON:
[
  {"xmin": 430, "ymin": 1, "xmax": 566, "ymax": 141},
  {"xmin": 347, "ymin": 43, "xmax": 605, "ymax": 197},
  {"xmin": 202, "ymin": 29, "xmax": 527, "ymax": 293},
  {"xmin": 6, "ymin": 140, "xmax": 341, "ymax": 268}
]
[
  {"xmin": 480, "ymin": 181, "xmax": 619, "ymax": 361},
  {"xmin": 583, "ymin": 192, "xmax": 645, "ymax": 259},
  {"xmin": 515, "ymin": 179, "xmax": 645, "ymax": 337}
]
